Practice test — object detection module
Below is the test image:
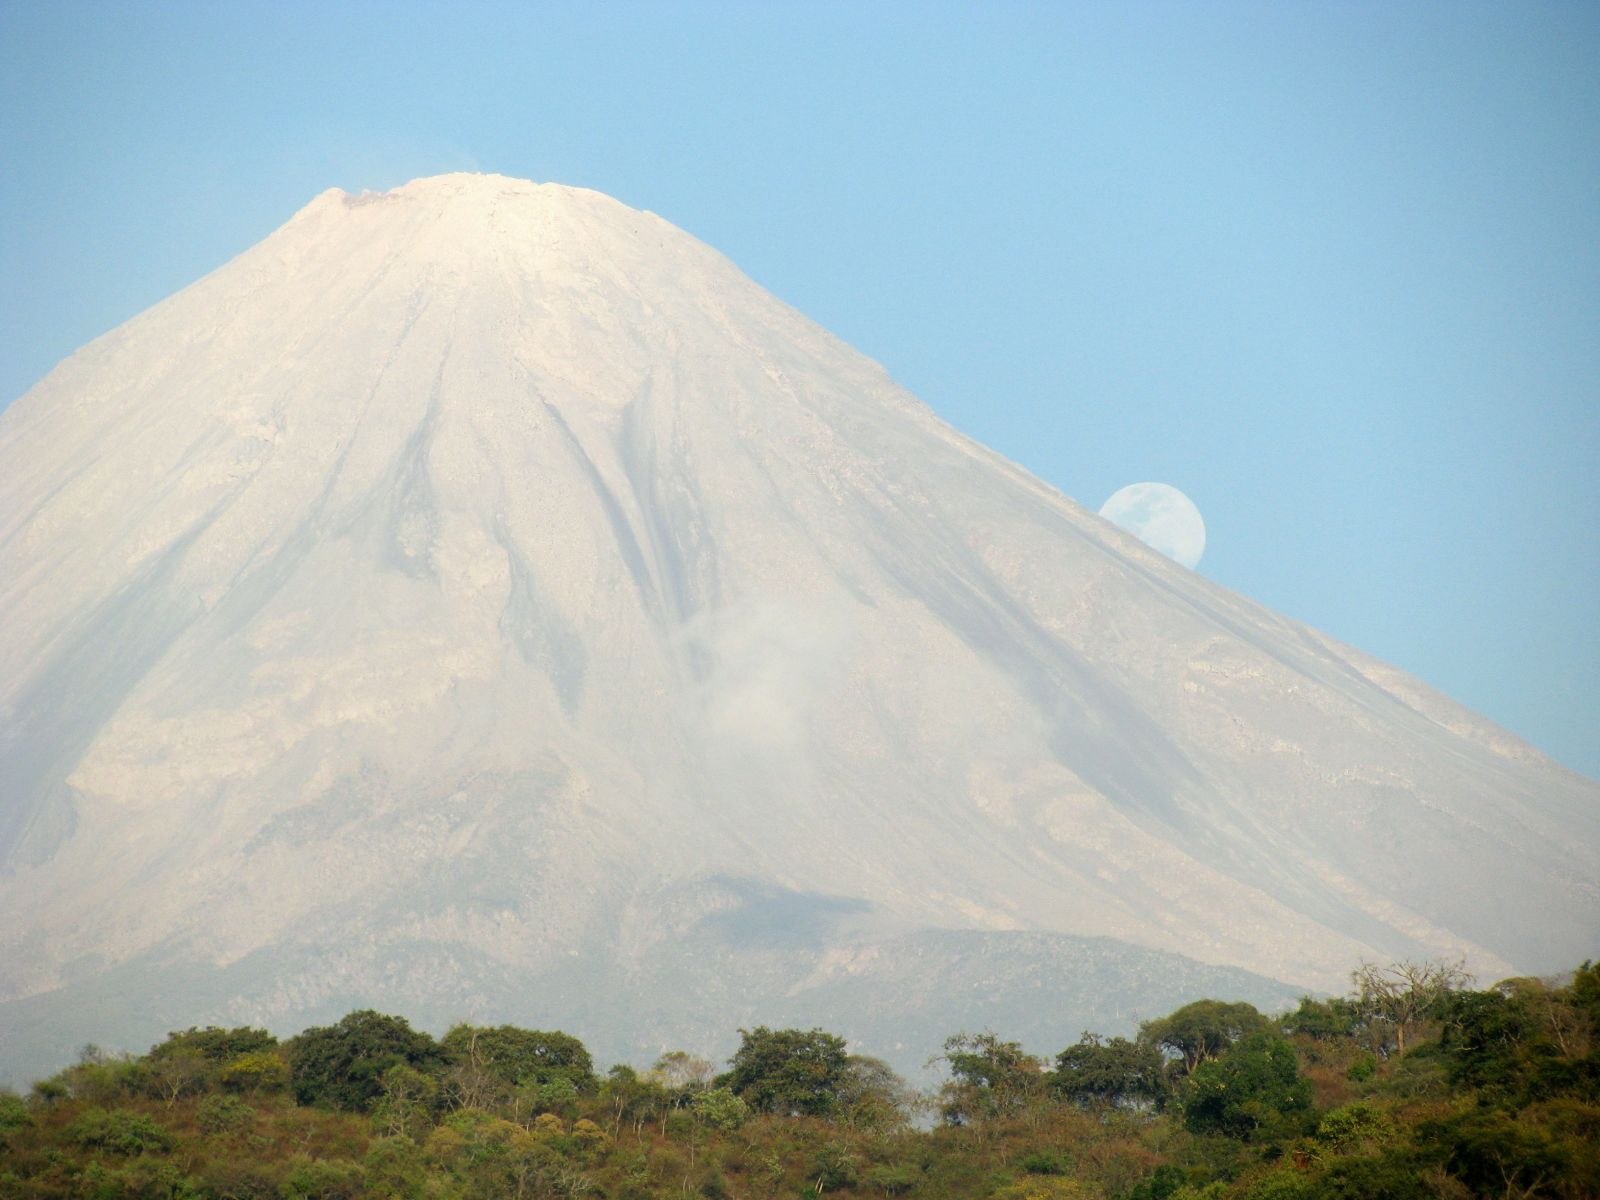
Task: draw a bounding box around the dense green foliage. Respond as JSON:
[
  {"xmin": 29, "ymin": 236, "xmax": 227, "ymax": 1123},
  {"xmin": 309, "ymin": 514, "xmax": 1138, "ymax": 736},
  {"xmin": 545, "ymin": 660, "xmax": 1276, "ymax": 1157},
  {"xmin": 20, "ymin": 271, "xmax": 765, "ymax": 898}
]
[
  {"xmin": 1178, "ymin": 1034, "xmax": 1312, "ymax": 1140},
  {"xmin": 3, "ymin": 960, "xmax": 1597, "ymax": 1199},
  {"xmin": 1052, "ymin": 1035, "xmax": 1165, "ymax": 1111},
  {"xmin": 290, "ymin": 1010, "xmax": 448, "ymax": 1112},
  {"xmin": 722, "ymin": 1026, "xmax": 851, "ymax": 1117}
]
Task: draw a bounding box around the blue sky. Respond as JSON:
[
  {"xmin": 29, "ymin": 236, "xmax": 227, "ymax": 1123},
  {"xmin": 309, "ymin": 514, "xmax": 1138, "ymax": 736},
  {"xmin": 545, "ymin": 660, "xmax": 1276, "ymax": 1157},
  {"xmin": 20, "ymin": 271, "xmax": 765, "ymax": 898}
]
[{"xmin": 2, "ymin": 1, "xmax": 1596, "ymax": 777}]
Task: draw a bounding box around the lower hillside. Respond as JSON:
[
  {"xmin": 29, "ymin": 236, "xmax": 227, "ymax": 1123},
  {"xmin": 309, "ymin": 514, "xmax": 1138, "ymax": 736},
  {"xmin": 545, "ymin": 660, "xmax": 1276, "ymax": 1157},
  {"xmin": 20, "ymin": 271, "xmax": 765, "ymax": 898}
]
[{"xmin": 2, "ymin": 960, "xmax": 1596, "ymax": 1199}]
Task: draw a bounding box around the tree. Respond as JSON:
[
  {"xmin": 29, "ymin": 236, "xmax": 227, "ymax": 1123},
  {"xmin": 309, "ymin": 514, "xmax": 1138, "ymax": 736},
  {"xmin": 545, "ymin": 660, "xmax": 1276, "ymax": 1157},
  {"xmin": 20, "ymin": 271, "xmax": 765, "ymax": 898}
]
[
  {"xmin": 1052, "ymin": 1033, "xmax": 1167, "ymax": 1110},
  {"xmin": 0, "ymin": 1089, "xmax": 34, "ymax": 1148},
  {"xmin": 1350, "ymin": 959, "xmax": 1471, "ymax": 1056},
  {"xmin": 650, "ymin": 1049, "xmax": 714, "ymax": 1126},
  {"xmin": 1180, "ymin": 1033, "xmax": 1313, "ymax": 1140},
  {"xmin": 1279, "ymin": 995, "xmax": 1363, "ymax": 1041},
  {"xmin": 722, "ymin": 1026, "xmax": 850, "ymax": 1117},
  {"xmin": 440, "ymin": 1024, "xmax": 596, "ymax": 1092},
  {"xmin": 288, "ymin": 1010, "xmax": 444, "ymax": 1111},
  {"xmin": 937, "ymin": 1032, "xmax": 1046, "ymax": 1124},
  {"xmin": 836, "ymin": 1055, "xmax": 914, "ymax": 1130},
  {"xmin": 653, "ymin": 1050, "xmax": 714, "ymax": 1093},
  {"xmin": 598, "ymin": 1064, "xmax": 667, "ymax": 1138},
  {"xmin": 144, "ymin": 1019, "xmax": 277, "ymax": 1105},
  {"xmin": 218, "ymin": 1049, "xmax": 290, "ymax": 1093},
  {"xmin": 989, "ymin": 1179, "xmax": 1098, "ymax": 1200},
  {"xmin": 67, "ymin": 1107, "xmax": 176, "ymax": 1155},
  {"xmin": 690, "ymin": 1086, "xmax": 750, "ymax": 1131},
  {"xmin": 144, "ymin": 1046, "xmax": 210, "ymax": 1105},
  {"xmin": 371, "ymin": 1064, "xmax": 440, "ymax": 1138},
  {"xmin": 1436, "ymin": 987, "xmax": 1534, "ymax": 1094},
  {"xmin": 149, "ymin": 1026, "xmax": 277, "ymax": 1063},
  {"xmin": 1139, "ymin": 1000, "xmax": 1269, "ymax": 1076}
]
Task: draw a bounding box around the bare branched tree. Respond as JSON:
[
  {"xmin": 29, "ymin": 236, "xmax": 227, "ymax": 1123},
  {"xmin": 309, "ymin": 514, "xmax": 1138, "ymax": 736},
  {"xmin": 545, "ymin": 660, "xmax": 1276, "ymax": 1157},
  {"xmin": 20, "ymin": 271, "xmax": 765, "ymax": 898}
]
[{"xmin": 1351, "ymin": 958, "xmax": 1473, "ymax": 1056}]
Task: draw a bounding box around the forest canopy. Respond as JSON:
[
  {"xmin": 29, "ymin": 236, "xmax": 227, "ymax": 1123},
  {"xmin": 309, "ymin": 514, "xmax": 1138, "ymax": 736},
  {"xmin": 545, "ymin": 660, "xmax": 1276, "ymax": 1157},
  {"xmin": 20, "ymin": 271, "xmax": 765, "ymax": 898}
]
[{"xmin": 3, "ymin": 958, "xmax": 1597, "ymax": 1199}]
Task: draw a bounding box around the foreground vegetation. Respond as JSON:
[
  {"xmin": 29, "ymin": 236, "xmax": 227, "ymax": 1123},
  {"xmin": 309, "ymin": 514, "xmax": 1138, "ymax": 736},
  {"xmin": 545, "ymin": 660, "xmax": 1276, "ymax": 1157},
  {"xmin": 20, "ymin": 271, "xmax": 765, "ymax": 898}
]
[{"xmin": 2, "ymin": 960, "xmax": 1596, "ymax": 1199}]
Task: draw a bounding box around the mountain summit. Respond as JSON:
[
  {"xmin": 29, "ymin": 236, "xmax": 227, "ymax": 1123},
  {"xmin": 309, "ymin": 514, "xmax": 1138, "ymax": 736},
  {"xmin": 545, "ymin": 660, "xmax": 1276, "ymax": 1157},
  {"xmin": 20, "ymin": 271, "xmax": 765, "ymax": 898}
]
[{"xmin": 2, "ymin": 174, "xmax": 1595, "ymax": 1078}]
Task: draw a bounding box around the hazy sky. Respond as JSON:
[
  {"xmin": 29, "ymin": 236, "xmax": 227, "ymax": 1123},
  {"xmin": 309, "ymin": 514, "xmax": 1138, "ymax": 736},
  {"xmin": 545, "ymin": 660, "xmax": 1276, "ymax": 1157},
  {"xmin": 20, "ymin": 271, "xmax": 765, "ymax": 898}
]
[{"xmin": 2, "ymin": 2, "xmax": 1596, "ymax": 777}]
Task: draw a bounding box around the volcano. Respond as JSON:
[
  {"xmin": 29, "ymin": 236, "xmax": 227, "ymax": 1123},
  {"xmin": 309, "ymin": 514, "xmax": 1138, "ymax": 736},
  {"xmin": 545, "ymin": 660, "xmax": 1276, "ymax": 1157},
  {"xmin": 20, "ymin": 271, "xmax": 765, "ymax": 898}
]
[{"xmin": 2, "ymin": 174, "xmax": 1594, "ymax": 1080}]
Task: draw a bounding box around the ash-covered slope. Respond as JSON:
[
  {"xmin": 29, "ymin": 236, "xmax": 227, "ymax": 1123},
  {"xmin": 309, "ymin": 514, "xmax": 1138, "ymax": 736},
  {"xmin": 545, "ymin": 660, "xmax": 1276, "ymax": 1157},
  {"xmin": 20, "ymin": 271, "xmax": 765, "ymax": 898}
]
[{"xmin": 1, "ymin": 174, "xmax": 1595, "ymax": 1079}]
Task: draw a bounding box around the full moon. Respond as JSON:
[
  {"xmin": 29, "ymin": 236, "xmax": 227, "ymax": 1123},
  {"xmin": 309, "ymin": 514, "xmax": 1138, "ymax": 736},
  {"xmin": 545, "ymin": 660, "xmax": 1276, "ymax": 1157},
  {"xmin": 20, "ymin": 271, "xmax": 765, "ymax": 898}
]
[{"xmin": 1098, "ymin": 482, "xmax": 1207, "ymax": 569}]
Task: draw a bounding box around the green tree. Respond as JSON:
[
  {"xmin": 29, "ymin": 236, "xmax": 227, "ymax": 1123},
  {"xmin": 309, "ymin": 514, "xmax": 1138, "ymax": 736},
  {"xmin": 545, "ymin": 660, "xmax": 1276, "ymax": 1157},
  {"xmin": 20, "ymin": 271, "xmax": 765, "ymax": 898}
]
[
  {"xmin": 809, "ymin": 1140, "xmax": 862, "ymax": 1191},
  {"xmin": 1418, "ymin": 1107, "xmax": 1578, "ymax": 1199},
  {"xmin": 282, "ymin": 1155, "xmax": 366, "ymax": 1200},
  {"xmin": 149, "ymin": 1025, "xmax": 277, "ymax": 1063},
  {"xmin": 722, "ymin": 1026, "xmax": 850, "ymax": 1117},
  {"xmin": 1140, "ymin": 1000, "xmax": 1269, "ymax": 1076},
  {"xmin": 937, "ymin": 1032, "xmax": 1046, "ymax": 1124},
  {"xmin": 196, "ymin": 1093, "xmax": 256, "ymax": 1135},
  {"xmin": 1180, "ymin": 1033, "xmax": 1313, "ymax": 1140},
  {"xmin": 1052, "ymin": 1032, "xmax": 1167, "ymax": 1110},
  {"xmin": 691, "ymin": 1086, "xmax": 750, "ymax": 1131},
  {"xmin": 989, "ymin": 1177, "xmax": 1098, "ymax": 1200},
  {"xmin": 1436, "ymin": 986, "xmax": 1535, "ymax": 1095},
  {"xmin": 0, "ymin": 1088, "xmax": 33, "ymax": 1149},
  {"xmin": 441, "ymin": 1023, "xmax": 595, "ymax": 1090},
  {"xmin": 1315, "ymin": 1101, "xmax": 1397, "ymax": 1155},
  {"xmin": 288, "ymin": 1010, "xmax": 444, "ymax": 1112},
  {"xmin": 372, "ymin": 1063, "xmax": 441, "ymax": 1139},
  {"xmin": 142, "ymin": 1026, "xmax": 280, "ymax": 1104},
  {"xmin": 67, "ymin": 1106, "xmax": 176, "ymax": 1155},
  {"xmin": 1279, "ymin": 995, "xmax": 1363, "ymax": 1041},
  {"xmin": 599, "ymin": 1064, "xmax": 667, "ymax": 1138}
]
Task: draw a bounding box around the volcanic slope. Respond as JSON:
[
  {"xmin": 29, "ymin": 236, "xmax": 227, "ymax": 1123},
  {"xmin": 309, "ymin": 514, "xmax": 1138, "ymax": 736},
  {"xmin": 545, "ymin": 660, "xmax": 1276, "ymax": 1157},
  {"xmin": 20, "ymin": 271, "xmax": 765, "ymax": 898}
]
[{"xmin": 1, "ymin": 174, "xmax": 1595, "ymax": 1079}]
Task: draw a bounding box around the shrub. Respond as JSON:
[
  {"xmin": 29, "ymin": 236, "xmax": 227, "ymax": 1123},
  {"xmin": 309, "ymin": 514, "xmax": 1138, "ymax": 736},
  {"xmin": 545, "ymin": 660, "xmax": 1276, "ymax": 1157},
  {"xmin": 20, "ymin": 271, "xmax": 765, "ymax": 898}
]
[
  {"xmin": 67, "ymin": 1106, "xmax": 176, "ymax": 1155},
  {"xmin": 197, "ymin": 1093, "xmax": 256, "ymax": 1135},
  {"xmin": 219, "ymin": 1049, "xmax": 290, "ymax": 1093},
  {"xmin": 1123, "ymin": 1166, "xmax": 1188, "ymax": 1200},
  {"xmin": 518, "ymin": 1074, "xmax": 580, "ymax": 1117},
  {"xmin": 1018, "ymin": 1149, "xmax": 1074, "ymax": 1175},
  {"xmin": 809, "ymin": 1140, "xmax": 861, "ymax": 1191},
  {"xmin": 0, "ymin": 1090, "xmax": 33, "ymax": 1140},
  {"xmin": 692, "ymin": 1086, "xmax": 750, "ymax": 1131},
  {"xmin": 1346, "ymin": 1054, "xmax": 1377, "ymax": 1082},
  {"xmin": 1244, "ymin": 1171, "xmax": 1315, "ymax": 1200},
  {"xmin": 988, "ymin": 1177, "xmax": 1097, "ymax": 1200},
  {"xmin": 197, "ymin": 1156, "xmax": 282, "ymax": 1199},
  {"xmin": 79, "ymin": 1157, "xmax": 197, "ymax": 1199},
  {"xmin": 698, "ymin": 1164, "xmax": 731, "ymax": 1200},
  {"xmin": 864, "ymin": 1162, "xmax": 920, "ymax": 1195},
  {"xmin": 1316, "ymin": 1101, "xmax": 1395, "ymax": 1152},
  {"xmin": 282, "ymin": 1155, "xmax": 366, "ymax": 1200},
  {"xmin": 51, "ymin": 1053, "xmax": 151, "ymax": 1104}
]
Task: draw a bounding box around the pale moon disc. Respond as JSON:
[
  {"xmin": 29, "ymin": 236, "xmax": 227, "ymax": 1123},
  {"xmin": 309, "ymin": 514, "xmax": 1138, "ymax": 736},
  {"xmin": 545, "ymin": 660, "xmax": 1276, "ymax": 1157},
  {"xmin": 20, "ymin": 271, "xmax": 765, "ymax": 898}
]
[{"xmin": 1098, "ymin": 482, "xmax": 1206, "ymax": 569}]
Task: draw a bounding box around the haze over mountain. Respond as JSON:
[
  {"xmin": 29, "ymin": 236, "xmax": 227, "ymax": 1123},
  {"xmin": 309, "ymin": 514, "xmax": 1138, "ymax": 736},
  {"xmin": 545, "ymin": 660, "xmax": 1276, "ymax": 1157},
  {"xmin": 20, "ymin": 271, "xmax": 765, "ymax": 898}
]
[{"xmin": 1, "ymin": 174, "xmax": 1594, "ymax": 1082}]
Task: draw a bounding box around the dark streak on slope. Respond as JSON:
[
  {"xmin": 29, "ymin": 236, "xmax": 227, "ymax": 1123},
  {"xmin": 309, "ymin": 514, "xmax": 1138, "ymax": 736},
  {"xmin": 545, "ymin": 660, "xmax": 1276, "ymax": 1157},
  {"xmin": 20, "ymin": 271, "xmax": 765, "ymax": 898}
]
[
  {"xmin": 493, "ymin": 513, "xmax": 588, "ymax": 715},
  {"xmin": 616, "ymin": 381, "xmax": 723, "ymax": 660},
  {"xmin": 0, "ymin": 520, "xmax": 215, "ymax": 867},
  {"xmin": 863, "ymin": 487, "xmax": 1200, "ymax": 832},
  {"xmin": 542, "ymin": 400, "xmax": 658, "ymax": 615}
]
